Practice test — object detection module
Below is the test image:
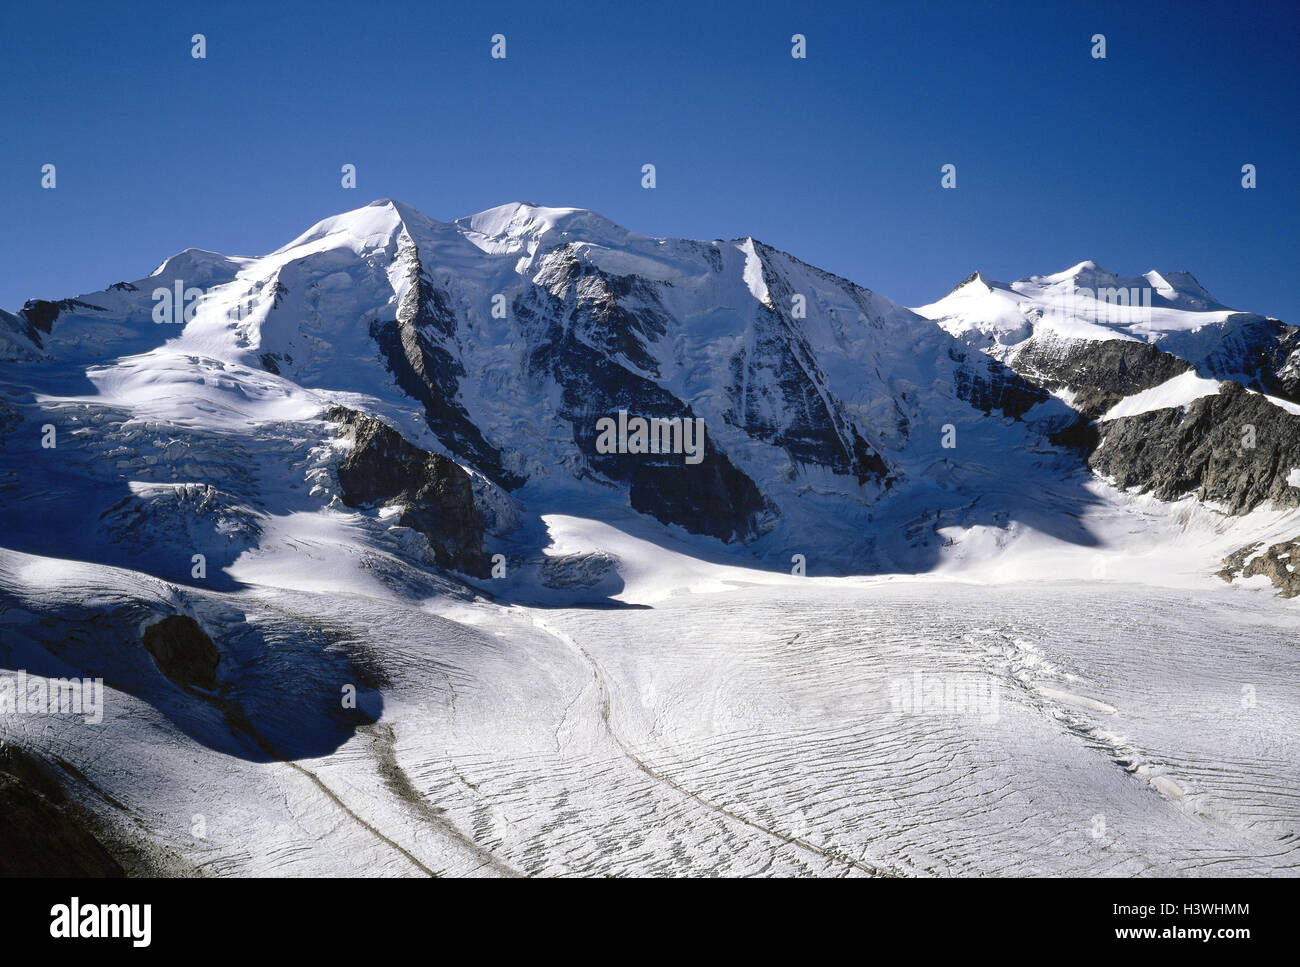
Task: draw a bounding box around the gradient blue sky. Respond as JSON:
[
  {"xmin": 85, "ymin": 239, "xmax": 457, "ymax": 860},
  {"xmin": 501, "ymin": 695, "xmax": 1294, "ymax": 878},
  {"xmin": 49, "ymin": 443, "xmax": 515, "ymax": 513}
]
[{"xmin": 2, "ymin": 0, "xmax": 1296, "ymax": 318}]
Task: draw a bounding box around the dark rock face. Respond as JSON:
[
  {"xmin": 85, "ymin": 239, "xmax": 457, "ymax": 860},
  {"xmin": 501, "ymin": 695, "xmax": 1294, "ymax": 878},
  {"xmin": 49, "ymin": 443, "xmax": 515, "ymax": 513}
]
[
  {"xmin": 19, "ymin": 297, "xmax": 106, "ymax": 346},
  {"xmin": 1089, "ymin": 381, "xmax": 1300, "ymax": 514},
  {"xmin": 949, "ymin": 348, "xmax": 1050, "ymax": 419},
  {"xmin": 733, "ymin": 244, "xmax": 894, "ymax": 483},
  {"xmin": 142, "ymin": 614, "xmax": 220, "ymax": 691},
  {"xmin": 21, "ymin": 299, "xmax": 69, "ymax": 334},
  {"xmin": 625, "ymin": 436, "xmax": 771, "ymax": 542},
  {"xmin": 724, "ymin": 308, "xmax": 892, "ymax": 482},
  {"xmin": 0, "ymin": 308, "xmax": 37, "ymax": 357},
  {"xmin": 1009, "ymin": 317, "xmax": 1300, "ymax": 415},
  {"xmin": 1197, "ymin": 314, "xmax": 1300, "ymax": 403},
  {"xmin": 1276, "ymin": 325, "xmax": 1300, "ymax": 398},
  {"xmin": 259, "ymin": 352, "xmax": 286, "ymax": 375},
  {"xmin": 1218, "ymin": 537, "xmax": 1300, "ymax": 597},
  {"xmin": 947, "ymin": 271, "xmax": 983, "ymax": 297},
  {"xmin": 326, "ymin": 405, "xmax": 490, "ymax": 575},
  {"xmin": 514, "ymin": 264, "xmax": 774, "ymax": 543},
  {"xmin": 540, "ymin": 551, "xmax": 619, "ymax": 590},
  {"xmin": 1013, "ymin": 338, "xmax": 1193, "ymax": 453},
  {"xmin": 370, "ymin": 240, "xmax": 523, "ymax": 489},
  {"xmin": 0, "ymin": 747, "xmax": 123, "ymax": 877},
  {"xmin": 540, "ymin": 250, "xmax": 671, "ymax": 377},
  {"xmin": 554, "ymin": 328, "xmax": 772, "ymax": 543},
  {"xmin": 1014, "ymin": 338, "xmax": 1193, "ymax": 419}
]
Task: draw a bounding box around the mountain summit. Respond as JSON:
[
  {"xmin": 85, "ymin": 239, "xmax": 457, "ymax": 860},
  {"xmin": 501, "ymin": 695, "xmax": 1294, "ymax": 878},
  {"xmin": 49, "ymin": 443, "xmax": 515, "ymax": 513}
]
[{"xmin": 2, "ymin": 199, "xmax": 1299, "ymax": 589}]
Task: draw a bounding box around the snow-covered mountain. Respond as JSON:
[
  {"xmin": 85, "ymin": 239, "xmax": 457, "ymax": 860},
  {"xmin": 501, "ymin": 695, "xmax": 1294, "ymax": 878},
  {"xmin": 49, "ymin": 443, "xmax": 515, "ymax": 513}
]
[
  {"xmin": 3, "ymin": 201, "xmax": 1299, "ymax": 878},
  {"xmin": 916, "ymin": 260, "xmax": 1300, "ymax": 414},
  {"xmin": 6, "ymin": 202, "xmax": 1298, "ymax": 579},
  {"xmin": 1, "ymin": 199, "xmax": 1085, "ymax": 580},
  {"xmin": 917, "ymin": 260, "xmax": 1300, "ymax": 521}
]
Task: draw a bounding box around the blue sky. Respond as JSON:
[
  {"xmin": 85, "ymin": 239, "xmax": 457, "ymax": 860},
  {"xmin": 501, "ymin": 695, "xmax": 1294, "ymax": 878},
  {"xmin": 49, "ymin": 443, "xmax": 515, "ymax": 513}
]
[{"xmin": 2, "ymin": 0, "xmax": 1296, "ymax": 318}]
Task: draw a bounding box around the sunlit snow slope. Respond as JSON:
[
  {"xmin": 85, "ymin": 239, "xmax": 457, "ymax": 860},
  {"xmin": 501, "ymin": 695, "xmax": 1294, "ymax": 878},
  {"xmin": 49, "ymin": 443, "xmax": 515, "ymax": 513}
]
[{"xmin": 1, "ymin": 201, "xmax": 1297, "ymax": 877}]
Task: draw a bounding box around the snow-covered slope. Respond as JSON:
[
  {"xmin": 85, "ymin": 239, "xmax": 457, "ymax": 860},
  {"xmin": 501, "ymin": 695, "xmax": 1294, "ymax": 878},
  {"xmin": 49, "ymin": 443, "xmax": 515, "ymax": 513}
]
[
  {"xmin": 3, "ymin": 202, "xmax": 1299, "ymax": 878},
  {"xmin": 5, "ymin": 201, "xmax": 1299, "ymax": 584},
  {"xmin": 2, "ymin": 199, "xmax": 1082, "ymax": 574}
]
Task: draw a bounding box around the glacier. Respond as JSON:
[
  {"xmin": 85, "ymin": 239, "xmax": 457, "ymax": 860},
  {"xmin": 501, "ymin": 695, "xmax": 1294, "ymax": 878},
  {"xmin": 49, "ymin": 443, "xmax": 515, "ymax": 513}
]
[{"xmin": 1, "ymin": 199, "xmax": 1296, "ymax": 877}]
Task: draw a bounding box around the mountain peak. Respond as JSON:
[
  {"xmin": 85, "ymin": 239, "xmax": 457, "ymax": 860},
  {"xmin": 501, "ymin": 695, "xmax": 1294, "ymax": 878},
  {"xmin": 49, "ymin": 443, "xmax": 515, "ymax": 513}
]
[
  {"xmin": 271, "ymin": 198, "xmax": 418, "ymax": 257},
  {"xmin": 1143, "ymin": 269, "xmax": 1225, "ymax": 309},
  {"xmin": 458, "ymin": 201, "xmax": 626, "ymax": 241},
  {"xmin": 1041, "ymin": 259, "xmax": 1115, "ymax": 284},
  {"xmin": 945, "ymin": 270, "xmax": 993, "ymax": 297},
  {"xmin": 148, "ymin": 248, "xmax": 247, "ymax": 286}
]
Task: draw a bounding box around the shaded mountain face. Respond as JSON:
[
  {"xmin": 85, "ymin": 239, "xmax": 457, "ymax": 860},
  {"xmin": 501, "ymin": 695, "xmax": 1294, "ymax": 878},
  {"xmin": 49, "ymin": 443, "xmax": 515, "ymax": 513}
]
[
  {"xmin": 327, "ymin": 405, "xmax": 490, "ymax": 575},
  {"xmin": 0, "ymin": 747, "xmax": 123, "ymax": 877},
  {"xmin": 2, "ymin": 200, "xmax": 1297, "ymax": 592}
]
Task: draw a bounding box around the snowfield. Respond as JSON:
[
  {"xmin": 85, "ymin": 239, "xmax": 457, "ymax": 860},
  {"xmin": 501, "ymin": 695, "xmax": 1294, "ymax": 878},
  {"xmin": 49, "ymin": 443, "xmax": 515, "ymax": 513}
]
[
  {"xmin": 3, "ymin": 541, "xmax": 1296, "ymax": 877},
  {"xmin": 2, "ymin": 200, "xmax": 1298, "ymax": 877}
]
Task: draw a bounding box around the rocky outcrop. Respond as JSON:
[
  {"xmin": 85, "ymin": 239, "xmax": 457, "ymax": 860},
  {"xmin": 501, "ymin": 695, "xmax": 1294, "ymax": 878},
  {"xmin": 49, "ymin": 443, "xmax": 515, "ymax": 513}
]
[
  {"xmin": 1, "ymin": 309, "xmax": 41, "ymax": 361},
  {"xmin": 949, "ymin": 347, "xmax": 1050, "ymax": 419},
  {"xmin": 1014, "ymin": 337, "xmax": 1193, "ymax": 419},
  {"xmin": 540, "ymin": 551, "xmax": 620, "ymax": 590},
  {"xmin": 1218, "ymin": 537, "xmax": 1300, "ymax": 597},
  {"xmin": 0, "ymin": 746, "xmax": 123, "ymax": 877},
  {"xmin": 326, "ymin": 405, "xmax": 490, "ymax": 575},
  {"xmin": 19, "ymin": 297, "xmax": 106, "ymax": 346},
  {"xmin": 1089, "ymin": 381, "xmax": 1300, "ymax": 513},
  {"xmin": 515, "ymin": 267, "xmax": 775, "ymax": 543},
  {"xmin": 142, "ymin": 614, "xmax": 221, "ymax": 691},
  {"xmin": 370, "ymin": 237, "xmax": 523, "ymax": 489},
  {"xmin": 1265, "ymin": 322, "xmax": 1300, "ymax": 402},
  {"xmin": 1197, "ymin": 314, "xmax": 1300, "ymax": 403},
  {"xmin": 741, "ymin": 242, "xmax": 895, "ymax": 480}
]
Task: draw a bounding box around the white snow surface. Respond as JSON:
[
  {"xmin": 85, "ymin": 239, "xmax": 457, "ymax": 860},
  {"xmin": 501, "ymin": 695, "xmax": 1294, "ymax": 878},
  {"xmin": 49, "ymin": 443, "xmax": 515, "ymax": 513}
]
[
  {"xmin": 2, "ymin": 201, "xmax": 1298, "ymax": 877},
  {"xmin": 1100, "ymin": 370, "xmax": 1223, "ymax": 421}
]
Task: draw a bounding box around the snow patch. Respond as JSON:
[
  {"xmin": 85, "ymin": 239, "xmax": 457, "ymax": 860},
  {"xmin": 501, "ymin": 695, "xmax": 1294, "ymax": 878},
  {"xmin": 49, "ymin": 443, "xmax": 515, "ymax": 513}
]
[{"xmin": 1101, "ymin": 371, "xmax": 1222, "ymax": 421}]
